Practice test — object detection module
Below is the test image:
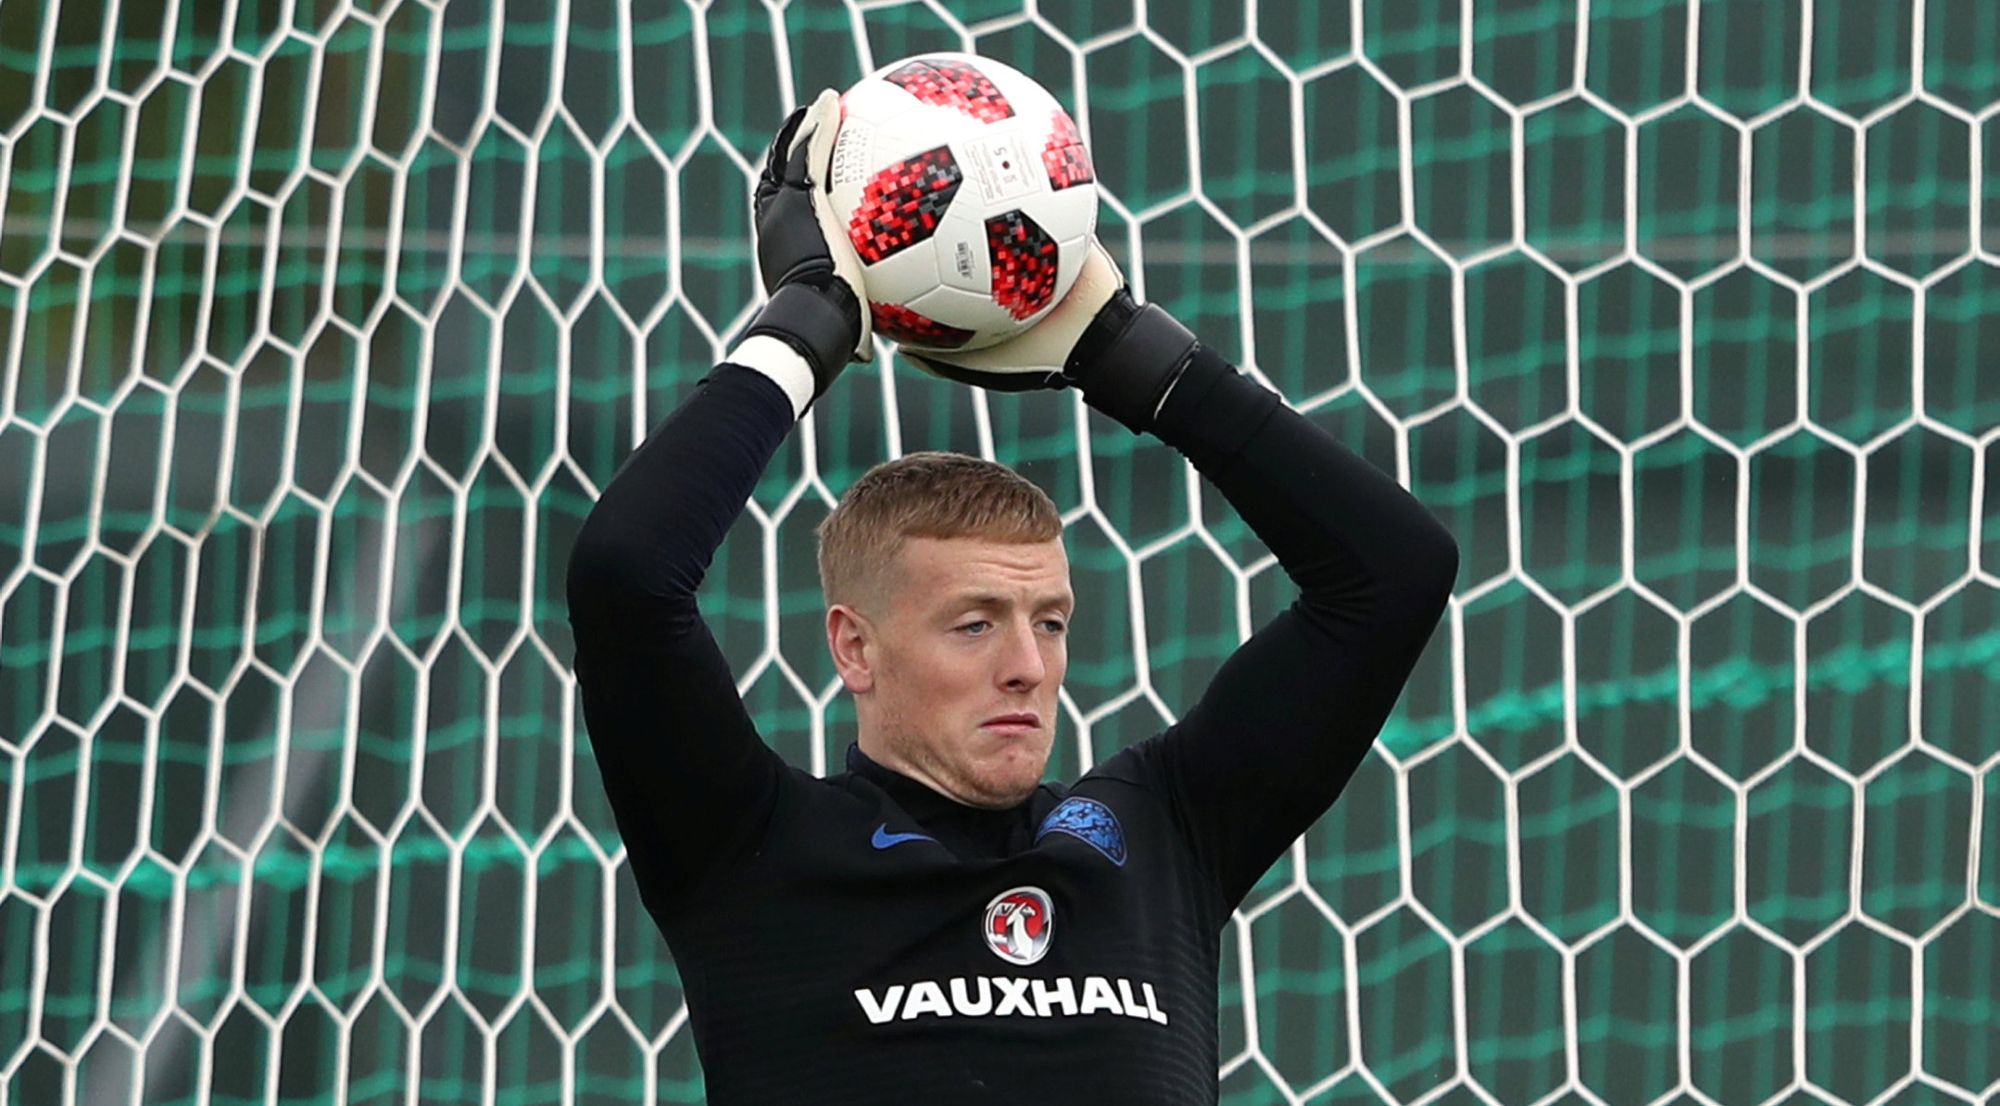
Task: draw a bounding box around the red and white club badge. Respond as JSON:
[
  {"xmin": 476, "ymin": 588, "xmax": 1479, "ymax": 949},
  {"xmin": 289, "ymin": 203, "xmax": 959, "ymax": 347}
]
[{"xmin": 983, "ymin": 885, "xmax": 1054, "ymax": 966}]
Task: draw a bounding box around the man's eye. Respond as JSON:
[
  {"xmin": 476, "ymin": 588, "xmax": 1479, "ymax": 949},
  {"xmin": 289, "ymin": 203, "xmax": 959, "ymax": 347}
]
[
  {"xmin": 957, "ymin": 620, "xmax": 991, "ymax": 635},
  {"xmin": 1040, "ymin": 619, "xmax": 1067, "ymax": 634}
]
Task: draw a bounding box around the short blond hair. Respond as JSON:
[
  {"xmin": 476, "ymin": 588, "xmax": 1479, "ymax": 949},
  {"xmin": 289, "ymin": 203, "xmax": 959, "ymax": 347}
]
[{"xmin": 817, "ymin": 451, "xmax": 1062, "ymax": 607}]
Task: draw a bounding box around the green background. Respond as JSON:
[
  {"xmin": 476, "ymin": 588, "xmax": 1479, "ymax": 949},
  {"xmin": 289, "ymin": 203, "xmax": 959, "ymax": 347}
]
[{"xmin": 1, "ymin": 0, "xmax": 1998, "ymax": 1102}]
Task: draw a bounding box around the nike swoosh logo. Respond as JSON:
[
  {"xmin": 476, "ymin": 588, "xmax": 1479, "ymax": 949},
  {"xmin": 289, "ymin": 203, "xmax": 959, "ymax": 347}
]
[{"xmin": 871, "ymin": 824, "xmax": 938, "ymax": 850}]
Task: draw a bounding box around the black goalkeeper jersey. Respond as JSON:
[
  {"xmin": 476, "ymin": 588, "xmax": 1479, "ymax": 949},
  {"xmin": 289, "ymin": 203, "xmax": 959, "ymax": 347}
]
[{"xmin": 566, "ymin": 351, "xmax": 1457, "ymax": 1104}]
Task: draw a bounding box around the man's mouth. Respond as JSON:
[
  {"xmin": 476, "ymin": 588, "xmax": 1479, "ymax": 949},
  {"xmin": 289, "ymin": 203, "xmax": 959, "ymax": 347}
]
[{"xmin": 981, "ymin": 712, "xmax": 1040, "ymax": 734}]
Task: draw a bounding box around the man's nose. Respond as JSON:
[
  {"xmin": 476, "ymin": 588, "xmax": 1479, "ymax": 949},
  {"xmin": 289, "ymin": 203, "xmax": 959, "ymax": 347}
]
[{"xmin": 998, "ymin": 620, "xmax": 1046, "ymax": 689}]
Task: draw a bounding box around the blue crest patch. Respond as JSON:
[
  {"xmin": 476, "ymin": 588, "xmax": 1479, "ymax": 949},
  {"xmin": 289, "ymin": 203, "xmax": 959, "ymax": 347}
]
[{"xmin": 1036, "ymin": 796, "xmax": 1127, "ymax": 866}]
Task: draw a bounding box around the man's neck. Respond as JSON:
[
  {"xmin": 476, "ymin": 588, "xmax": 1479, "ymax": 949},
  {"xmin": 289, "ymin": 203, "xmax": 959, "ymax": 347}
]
[{"xmin": 850, "ymin": 736, "xmax": 1025, "ymax": 812}]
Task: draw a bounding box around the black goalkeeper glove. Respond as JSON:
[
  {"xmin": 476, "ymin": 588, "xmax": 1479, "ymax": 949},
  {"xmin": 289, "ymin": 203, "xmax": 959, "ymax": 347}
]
[
  {"xmin": 742, "ymin": 89, "xmax": 874, "ymax": 408},
  {"xmin": 898, "ymin": 239, "xmax": 1203, "ymax": 435}
]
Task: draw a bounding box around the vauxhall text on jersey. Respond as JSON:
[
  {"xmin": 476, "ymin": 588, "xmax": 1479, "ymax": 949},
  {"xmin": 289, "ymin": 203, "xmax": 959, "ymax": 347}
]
[
  {"xmin": 565, "ymin": 357, "xmax": 1458, "ymax": 1103},
  {"xmin": 855, "ymin": 974, "xmax": 1172, "ymax": 1024}
]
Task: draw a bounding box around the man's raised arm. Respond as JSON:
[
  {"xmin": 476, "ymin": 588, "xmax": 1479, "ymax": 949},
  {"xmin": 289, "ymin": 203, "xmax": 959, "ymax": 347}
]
[
  {"xmin": 1138, "ymin": 343, "xmax": 1457, "ymax": 912},
  {"xmin": 566, "ymin": 366, "xmax": 797, "ymax": 910},
  {"xmin": 564, "ymin": 92, "xmax": 870, "ymax": 915}
]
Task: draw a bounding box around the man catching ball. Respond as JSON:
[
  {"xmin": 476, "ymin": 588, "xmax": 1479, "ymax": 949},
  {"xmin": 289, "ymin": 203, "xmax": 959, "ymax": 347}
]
[{"xmin": 566, "ymin": 89, "xmax": 1458, "ymax": 1104}]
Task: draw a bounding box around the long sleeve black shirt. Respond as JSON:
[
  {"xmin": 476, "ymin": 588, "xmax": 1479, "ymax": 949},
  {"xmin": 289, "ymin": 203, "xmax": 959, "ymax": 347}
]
[{"xmin": 565, "ymin": 348, "xmax": 1458, "ymax": 1104}]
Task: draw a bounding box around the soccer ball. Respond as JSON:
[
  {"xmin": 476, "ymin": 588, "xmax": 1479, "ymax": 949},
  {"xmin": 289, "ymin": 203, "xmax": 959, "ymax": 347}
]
[{"xmin": 827, "ymin": 53, "xmax": 1098, "ymax": 353}]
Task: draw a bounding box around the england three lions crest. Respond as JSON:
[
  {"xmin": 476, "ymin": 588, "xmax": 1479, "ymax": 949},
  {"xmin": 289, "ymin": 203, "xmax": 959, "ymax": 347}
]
[{"xmin": 1035, "ymin": 796, "xmax": 1127, "ymax": 866}]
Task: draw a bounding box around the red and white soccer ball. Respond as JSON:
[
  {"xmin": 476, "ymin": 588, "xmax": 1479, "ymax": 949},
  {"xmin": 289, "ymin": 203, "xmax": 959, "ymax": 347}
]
[{"xmin": 827, "ymin": 53, "xmax": 1098, "ymax": 353}]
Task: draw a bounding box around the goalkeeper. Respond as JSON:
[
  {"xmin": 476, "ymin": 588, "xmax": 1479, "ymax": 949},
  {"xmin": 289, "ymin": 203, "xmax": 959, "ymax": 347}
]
[{"xmin": 566, "ymin": 92, "xmax": 1457, "ymax": 1104}]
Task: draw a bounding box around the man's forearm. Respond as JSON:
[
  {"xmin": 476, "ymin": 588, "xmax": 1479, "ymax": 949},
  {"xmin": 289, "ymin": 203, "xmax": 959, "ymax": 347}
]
[
  {"xmin": 567, "ymin": 365, "xmax": 797, "ymax": 614},
  {"xmin": 1147, "ymin": 346, "xmax": 1459, "ymax": 608}
]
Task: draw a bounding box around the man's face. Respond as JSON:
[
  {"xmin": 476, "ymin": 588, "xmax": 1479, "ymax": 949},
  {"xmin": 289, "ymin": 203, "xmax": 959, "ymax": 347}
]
[{"xmin": 833, "ymin": 535, "xmax": 1072, "ymax": 809}]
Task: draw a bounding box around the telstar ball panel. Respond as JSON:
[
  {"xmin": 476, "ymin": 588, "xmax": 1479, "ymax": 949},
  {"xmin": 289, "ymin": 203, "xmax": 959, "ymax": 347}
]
[{"xmin": 828, "ymin": 53, "xmax": 1098, "ymax": 352}]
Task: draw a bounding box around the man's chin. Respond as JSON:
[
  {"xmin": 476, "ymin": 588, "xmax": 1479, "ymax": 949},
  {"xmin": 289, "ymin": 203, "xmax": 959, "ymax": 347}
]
[{"xmin": 957, "ymin": 744, "xmax": 1050, "ymax": 808}]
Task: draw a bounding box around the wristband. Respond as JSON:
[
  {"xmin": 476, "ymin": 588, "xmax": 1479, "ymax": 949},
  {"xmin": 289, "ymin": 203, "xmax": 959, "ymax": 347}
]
[
  {"xmin": 740, "ymin": 281, "xmax": 859, "ymax": 403},
  {"xmin": 1063, "ymin": 290, "xmax": 1201, "ymax": 434},
  {"xmin": 722, "ymin": 334, "xmax": 817, "ymax": 419}
]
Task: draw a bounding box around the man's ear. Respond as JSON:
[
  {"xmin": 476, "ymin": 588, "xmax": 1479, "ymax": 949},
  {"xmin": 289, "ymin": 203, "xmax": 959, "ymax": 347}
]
[{"xmin": 826, "ymin": 603, "xmax": 875, "ymax": 694}]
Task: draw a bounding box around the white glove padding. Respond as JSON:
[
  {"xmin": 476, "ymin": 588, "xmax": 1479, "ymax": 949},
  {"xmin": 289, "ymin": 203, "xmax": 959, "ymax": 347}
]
[
  {"xmin": 898, "ymin": 239, "xmax": 1124, "ymax": 390},
  {"xmin": 753, "ymin": 88, "xmax": 874, "ymax": 363}
]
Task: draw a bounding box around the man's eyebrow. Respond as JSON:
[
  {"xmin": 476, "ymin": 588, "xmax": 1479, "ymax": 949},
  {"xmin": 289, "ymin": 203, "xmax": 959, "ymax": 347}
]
[{"xmin": 948, "ymin": 592, "xmax": 1075, "ymax": 610}]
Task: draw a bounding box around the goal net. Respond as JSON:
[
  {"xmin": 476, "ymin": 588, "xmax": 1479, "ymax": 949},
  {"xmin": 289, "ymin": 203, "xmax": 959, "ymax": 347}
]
[{"xmin": 2, "ymin": 0, "xmax": 1997, "ymax": 1103}]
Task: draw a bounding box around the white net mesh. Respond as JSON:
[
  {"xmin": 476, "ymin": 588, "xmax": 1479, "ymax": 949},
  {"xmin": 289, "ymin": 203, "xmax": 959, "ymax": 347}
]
[{"xmin": 1, "ymin": 0, "xmax": 1998, "ymax": 1103}]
